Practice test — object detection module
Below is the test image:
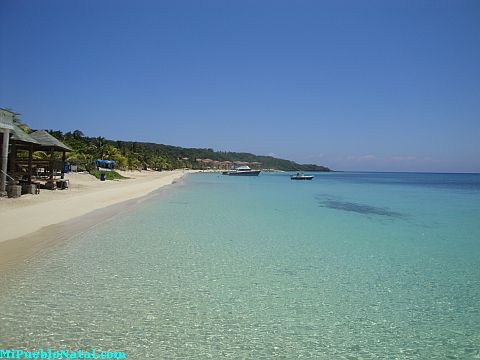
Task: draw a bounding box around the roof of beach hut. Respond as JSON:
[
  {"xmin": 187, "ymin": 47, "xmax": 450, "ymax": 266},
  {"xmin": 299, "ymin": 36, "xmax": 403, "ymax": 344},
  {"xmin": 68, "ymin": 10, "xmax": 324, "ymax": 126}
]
[
  {"xmin": 29, "ymin": 130, "xmax": 72, "ymax": 151},
  {"xmin": 0, "ymin": 108, "xmax": 16, "ymax": 130},
  {"xmin": 10, "ymin": 125, "xmax": 41, "ymax": 145}
]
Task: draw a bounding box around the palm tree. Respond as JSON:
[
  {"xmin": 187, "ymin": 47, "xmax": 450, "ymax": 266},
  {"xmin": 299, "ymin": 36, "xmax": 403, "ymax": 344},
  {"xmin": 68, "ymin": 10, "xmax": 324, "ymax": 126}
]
[
  {"xmin": 95, "ymin": 137, "xmax": 107, "ymax": 159},
  {"xmin": 103, "ymin": 144, "xmax": 119, "ymax": 159},
  {"xmin": 72, "ymin": 130, "xmax": 84, "ymax": 140},
  {"xmin": 8, "ymin": 110, "xmax": 32, "ymax": 133},
  {"xmin": 32, "ymin": 151, "xmax": 48, "ymax": 160}
]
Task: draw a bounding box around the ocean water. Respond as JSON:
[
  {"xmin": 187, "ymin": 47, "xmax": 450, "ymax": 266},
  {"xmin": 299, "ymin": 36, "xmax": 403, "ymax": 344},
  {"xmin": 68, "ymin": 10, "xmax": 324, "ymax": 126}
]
[{"xmin": 1, "ymin": 172, "xmax": 480, "ymax": 359}]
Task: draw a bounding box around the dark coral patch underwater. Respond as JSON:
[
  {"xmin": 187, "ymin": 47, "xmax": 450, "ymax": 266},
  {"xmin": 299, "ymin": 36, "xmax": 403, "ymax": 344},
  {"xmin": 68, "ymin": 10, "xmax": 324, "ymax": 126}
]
[{"xmin": 315, "ymin": 195, "xmax": 405, "ymax": 218}]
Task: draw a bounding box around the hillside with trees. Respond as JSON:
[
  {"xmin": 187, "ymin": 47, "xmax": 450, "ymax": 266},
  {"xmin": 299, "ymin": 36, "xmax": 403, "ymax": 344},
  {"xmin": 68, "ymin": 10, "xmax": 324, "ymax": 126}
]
[{"xmin": 40, "ymin": 128, "xmax": 331, "ymax": 172}]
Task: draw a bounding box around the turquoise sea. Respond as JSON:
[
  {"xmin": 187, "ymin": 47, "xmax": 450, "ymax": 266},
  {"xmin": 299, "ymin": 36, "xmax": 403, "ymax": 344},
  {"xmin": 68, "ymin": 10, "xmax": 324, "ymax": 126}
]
[{"xmin": 1, "ymin": 172, "xmax": 480, "ymax": 359}]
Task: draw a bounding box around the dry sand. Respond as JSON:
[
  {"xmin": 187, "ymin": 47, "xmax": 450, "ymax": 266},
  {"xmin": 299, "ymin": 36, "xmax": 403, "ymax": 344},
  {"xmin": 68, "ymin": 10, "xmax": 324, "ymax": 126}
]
[{"xmin": 0, "ymin": 169, "xmax": 189, "ymax": 243}]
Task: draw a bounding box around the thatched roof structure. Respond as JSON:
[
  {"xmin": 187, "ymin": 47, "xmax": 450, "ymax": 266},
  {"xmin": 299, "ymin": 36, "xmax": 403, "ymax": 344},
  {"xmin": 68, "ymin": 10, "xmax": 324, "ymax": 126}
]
[
  {"xmin": 10, "ymin": 125, "xmax": 41, "ymax": 145},
  {"xmin": 30, "ymin": 130, "xmax": 72, "ymax": 152},
  {"xmin": 0, "ymin": 108, "xmax": 16, "ymax": 130}
]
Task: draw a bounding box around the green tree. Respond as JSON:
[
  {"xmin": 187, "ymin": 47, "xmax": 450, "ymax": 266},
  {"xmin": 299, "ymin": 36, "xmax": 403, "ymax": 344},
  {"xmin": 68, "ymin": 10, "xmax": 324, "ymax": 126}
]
[{"xmin": 94, "ymin": 137, "xmax": 107, "ymax": 159}]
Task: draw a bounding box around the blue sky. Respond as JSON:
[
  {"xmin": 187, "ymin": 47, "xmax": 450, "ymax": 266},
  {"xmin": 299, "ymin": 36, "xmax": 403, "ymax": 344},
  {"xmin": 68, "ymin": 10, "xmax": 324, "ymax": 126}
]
[{"xmin": 1, "ymin": 0, "xmax": 479, "ymax": 172}]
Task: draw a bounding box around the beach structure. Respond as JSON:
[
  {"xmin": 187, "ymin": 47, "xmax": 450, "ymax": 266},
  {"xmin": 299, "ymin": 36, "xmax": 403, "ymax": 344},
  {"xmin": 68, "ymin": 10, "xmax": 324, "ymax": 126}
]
[
  {"xmin": 2, "ymin": 125, "xmax": 72, "ymax": 195},
  {"xmin": 0, "ymin": 108, "xmax": 16, "ymax": 196},
  {"xmin": 30, "ymin": 130, "xmax": 72, "ymax": 180},
  {"xmin": 96, "ymin": 159, "xmax": 116, "ymax": 170}
]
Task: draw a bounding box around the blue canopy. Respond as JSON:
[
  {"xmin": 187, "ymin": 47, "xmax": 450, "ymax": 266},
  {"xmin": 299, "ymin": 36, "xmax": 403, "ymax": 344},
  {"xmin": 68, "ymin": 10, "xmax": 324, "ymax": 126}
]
[{"xmin": 96, "ymin": 159, "xmax": 116, "ymax": 165}]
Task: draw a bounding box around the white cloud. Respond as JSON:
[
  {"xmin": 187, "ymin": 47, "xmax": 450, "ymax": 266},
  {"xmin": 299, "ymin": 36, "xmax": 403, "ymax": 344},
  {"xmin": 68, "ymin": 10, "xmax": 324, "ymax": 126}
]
[
  {"xmin": 359, "ymin": 154, "xmax": 377, "ymax": 160},
  {"xmin": 390, "ymin": 156, "xmax": 417, "ymax": 161},
  {"xmin": 346, "ymin": 154, "xmax": 378, "ymax": 161}
]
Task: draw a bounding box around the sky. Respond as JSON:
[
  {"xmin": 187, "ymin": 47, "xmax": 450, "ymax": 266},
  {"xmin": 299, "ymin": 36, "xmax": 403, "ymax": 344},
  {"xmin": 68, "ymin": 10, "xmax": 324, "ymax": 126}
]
[{"xmin": 0, "ymin": 0, "xmax": 479, "ymax": 172}]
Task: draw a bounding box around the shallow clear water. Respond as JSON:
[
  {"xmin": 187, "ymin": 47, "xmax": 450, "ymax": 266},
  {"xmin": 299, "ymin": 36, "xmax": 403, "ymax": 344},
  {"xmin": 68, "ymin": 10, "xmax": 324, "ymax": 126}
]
[{"xmin": 1, "ymin": 172, "xmax": 480, "ymax": 358}]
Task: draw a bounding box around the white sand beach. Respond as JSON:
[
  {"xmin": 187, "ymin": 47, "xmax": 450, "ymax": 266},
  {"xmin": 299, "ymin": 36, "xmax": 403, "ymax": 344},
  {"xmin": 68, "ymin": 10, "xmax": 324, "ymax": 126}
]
[{"xmin": 0, "ymin": 170, "xmax": 188, "ymax": 243}]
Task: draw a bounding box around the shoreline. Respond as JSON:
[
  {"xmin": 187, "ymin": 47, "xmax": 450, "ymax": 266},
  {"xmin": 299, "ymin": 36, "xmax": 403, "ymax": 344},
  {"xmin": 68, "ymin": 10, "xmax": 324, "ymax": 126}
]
[{"xmin": 0, "ymin": 170, "xmax": 191, "ymax": 271}]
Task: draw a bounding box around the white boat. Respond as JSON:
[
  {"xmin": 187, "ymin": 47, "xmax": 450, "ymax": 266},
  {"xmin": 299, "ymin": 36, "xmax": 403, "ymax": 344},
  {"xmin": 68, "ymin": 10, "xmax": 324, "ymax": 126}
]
[
  {"xmin": 222, "ymin": 165, "xmax": 261, "ymax": 176},
  {"xmin": 290, "ymin": 172, "xmax": 314, "ymax": 180}
]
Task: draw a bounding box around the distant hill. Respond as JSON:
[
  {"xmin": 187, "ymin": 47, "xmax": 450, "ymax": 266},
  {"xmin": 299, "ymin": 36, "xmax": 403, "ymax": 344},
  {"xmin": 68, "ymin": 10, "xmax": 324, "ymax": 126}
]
[
  {"xmin": 98, "ymin": 139, "xmax": 331, "ymax": 172},
  {"xmin": 45, "ymin": 129, "xmax": 331, "ymax": 172}
]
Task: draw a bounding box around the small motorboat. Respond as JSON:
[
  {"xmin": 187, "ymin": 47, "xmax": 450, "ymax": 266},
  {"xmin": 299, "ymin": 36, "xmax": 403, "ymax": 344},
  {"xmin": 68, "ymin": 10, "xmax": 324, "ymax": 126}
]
[{"xmin": 291, "ymin": 172, "xmax": 314, "ymax": 180}]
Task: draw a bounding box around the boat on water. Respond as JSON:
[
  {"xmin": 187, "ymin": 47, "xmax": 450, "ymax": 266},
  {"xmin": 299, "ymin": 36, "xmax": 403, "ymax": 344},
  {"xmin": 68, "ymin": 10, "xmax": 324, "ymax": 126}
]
[
  {"xmin": 222, "ymin": 165, "xmax": 261, "ymax": 176},
  {"xmin": 291, "ymin": 172, "xmax": 314, "ymax": 180}
]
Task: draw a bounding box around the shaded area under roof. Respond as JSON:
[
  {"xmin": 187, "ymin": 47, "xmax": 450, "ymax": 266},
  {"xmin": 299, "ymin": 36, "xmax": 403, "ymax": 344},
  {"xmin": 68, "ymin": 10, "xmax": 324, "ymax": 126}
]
[{"xmin": 29, "ymin": 130, "xmax": 72, "ymax": 151}]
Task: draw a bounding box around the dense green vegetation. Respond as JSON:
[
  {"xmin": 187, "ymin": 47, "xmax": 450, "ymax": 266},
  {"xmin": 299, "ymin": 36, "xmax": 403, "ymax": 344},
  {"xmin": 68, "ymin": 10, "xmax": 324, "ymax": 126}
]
[
  {"xmin": 89, "ymin": 169, "xmax": 128, "ymax": 180},
  {"xmin": 44, "ymin": 129, "xmax": 331, "ymax": 172}
]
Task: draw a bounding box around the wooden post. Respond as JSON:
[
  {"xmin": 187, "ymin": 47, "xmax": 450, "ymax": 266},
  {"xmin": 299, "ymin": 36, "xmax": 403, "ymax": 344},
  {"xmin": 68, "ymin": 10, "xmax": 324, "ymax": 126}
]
[
  {"xmin": 0, "ymin": 129, "xmax": 10, "ymax": 195},
  {"xmin": 50, "ymin": 147, "xmax": 54, "ymax": 179},
  {"xmin": 61, "ymin": 151, "xmax": 66, "ymax": 179},
  {"xmin": 9, "ymin": 141, "xmax": 16, "ymax": 180},
  {"xmin": 28, "ymin": 144, "xmax": 33, "ymax": 182}
]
